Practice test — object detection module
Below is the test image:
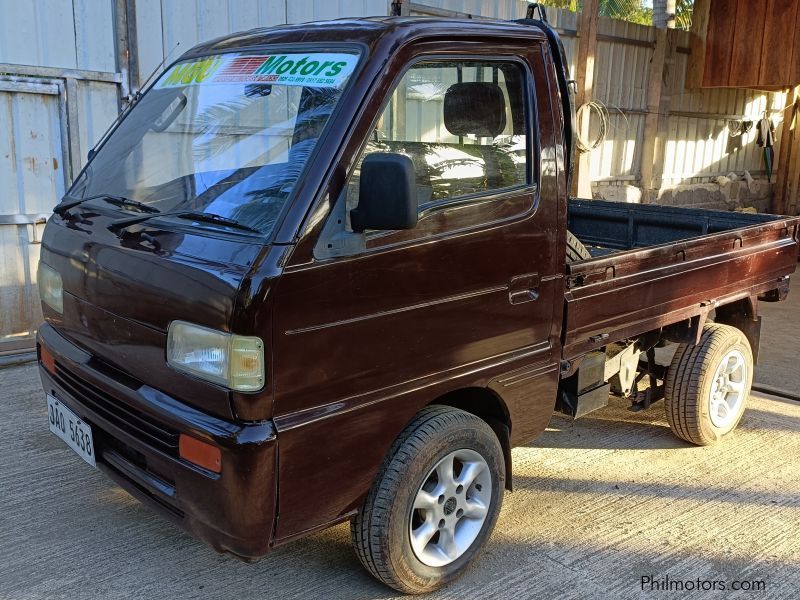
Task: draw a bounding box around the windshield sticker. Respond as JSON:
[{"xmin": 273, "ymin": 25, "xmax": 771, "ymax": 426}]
[{"xmin": 156, "ymin": 53, "xmax": 358, "ymax": 89}]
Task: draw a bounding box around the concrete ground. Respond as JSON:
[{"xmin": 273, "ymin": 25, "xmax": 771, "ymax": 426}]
[
  {"xmin": 756, "ymin": 288, "xmax": 800, "ymax": 394},
  {"xmin": 2, "ymin": 361, "xmax": 799, "ymax": 599}
]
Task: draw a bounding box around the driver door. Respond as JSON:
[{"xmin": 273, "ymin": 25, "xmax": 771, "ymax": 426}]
[{"xmin": 271, "ymin": 47, "xmax": 561, "ymax": 540}]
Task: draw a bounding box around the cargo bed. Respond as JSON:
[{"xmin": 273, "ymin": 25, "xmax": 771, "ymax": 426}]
[{"xmin": 564, "ymin": 199, "xmax": 800, "ymax": 359}]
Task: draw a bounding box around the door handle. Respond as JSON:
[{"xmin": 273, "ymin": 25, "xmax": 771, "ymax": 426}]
[{"xmin": 508, "ymin": 273, "xmax": 540, "ymax": 305}]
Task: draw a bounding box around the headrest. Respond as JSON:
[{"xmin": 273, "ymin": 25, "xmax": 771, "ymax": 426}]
[{"xmin": 443, "ymin": 82, "xmax": 507, "ymax": 138}]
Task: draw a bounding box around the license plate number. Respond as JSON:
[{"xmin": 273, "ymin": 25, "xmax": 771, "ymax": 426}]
[{"xmin": 47, "ymin": 394, "xmax": 96, "ymax": 468}]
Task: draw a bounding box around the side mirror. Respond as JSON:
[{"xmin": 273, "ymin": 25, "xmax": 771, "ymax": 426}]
[{"xmin": 350, "ymin": 153, "xmax": 418, "ymax": 232}]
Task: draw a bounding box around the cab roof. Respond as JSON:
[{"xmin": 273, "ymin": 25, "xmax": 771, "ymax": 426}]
[{"xmin": 182, "ymin": 16, "xmax": 547, "ymax": 59}]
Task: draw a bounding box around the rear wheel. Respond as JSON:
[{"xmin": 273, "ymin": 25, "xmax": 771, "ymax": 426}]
[
  {"xmin": 351, "ymin": 406, "xmax": 504, "ymax": 594},
  {"xmin": 664, "ymin": 323, "xmax": 753, "ymax": 445}
]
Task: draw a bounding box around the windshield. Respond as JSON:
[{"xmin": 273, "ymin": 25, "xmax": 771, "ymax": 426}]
[{"xmin": 69, "ymin": 49, "xmax": 360, "ymax": 236}]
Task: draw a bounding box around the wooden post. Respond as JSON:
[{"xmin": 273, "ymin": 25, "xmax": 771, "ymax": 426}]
[
  {"xmin": 573, "ymin": 0, "xmax": 599, "ymax": 198},
  {"xmin": 685, "ymin": 0, "xmax": 710, "ymax": 89},
  {"xmin": 640, "ymin": 29, "xmax": 677, "ymax": 202},
  {"xmin": 775, "ymin": 85, "xmax": 800, "ymax": 215}
]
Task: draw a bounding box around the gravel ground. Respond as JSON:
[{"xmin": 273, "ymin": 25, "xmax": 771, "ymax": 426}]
[{"xmin": 1, "ymin": 361, "xmax": 799, "ymax": 599}]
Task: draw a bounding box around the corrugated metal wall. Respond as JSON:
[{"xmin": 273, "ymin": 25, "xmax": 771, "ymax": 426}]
[
  {"xmin": 0, "ymin": 1, "xmax": 121, "ymax": 174},
  {"xmin": 408, "ymin": 0, "xmax": 523, "ymax": 19},
  {"xmin": 135, "ymin": 0, "xmax": 389, "ymax": 86},
  {"xmin": 0, "ymin": 82, "xmax": 66, "ymax": 350},
  {"xmin": 588, "ymin": 18, "xmax": 651, "ymax": 183},
  {"xmin": 0, "ymin": 0, "xmax": 116, "ymax": 72},
  {"xmin": 0, "ymin": 0, "xmax": 122, "ymax": 350}
]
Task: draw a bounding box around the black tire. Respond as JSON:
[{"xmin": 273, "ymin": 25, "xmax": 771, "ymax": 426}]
[
  {"xmin": 664, "ymin": 323, "xmax": 754, "ymax": 445},
  {"xmin": 566, "ymin": 230, "xmax": 591, "ymax": 262},
  {"xmin": 351, "ymin": 406, "xmax": 505, "ymax": 594}
]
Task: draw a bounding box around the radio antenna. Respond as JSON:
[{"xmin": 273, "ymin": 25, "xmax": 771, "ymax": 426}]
[{"xmin": 133, "ymin": 41, "xmax": 182, "ymax": 103}]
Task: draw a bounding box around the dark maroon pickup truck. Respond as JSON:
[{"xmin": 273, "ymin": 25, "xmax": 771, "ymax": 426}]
[{"xmin": 35, "ymin": 12, "xmax": 799, "ymax": 594}]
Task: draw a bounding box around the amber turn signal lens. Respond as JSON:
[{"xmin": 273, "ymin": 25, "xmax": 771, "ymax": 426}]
[
  {"xmin": 179, "ymin": 434, "xmax": 222, "ymax": 473},
  {"xmin": 40, "ymin": 345, "xmax": 56, "ymax": 375}
]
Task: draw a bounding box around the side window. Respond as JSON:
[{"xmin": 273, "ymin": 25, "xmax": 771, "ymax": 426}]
[{"xmin": 346, "ymin": 60, "xmax": 529, "ymax": 222}]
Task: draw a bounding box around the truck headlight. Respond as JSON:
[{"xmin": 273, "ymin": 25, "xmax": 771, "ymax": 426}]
[
  {"xmin": 38, "ymin": 262, "xmax": 63, "ymax": 314},
  {"xmin": 167, "ymin": 321, "xmax": 264, "ymax": 391}
]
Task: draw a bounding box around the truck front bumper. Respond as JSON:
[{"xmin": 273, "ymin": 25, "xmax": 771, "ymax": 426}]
[{"xmin": 36, "ymin": 323, "xmax": 277, "ymax": 560}]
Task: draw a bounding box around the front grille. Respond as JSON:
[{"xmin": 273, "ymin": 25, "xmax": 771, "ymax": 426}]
[{"xmin": 53, "ymin": 363, "xmax": 179, "ymax": 455}]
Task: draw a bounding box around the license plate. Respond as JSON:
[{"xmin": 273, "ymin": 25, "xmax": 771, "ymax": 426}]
[{"xmin": 47, "ymin": 394, "xmax": 96, "ymax": 468}]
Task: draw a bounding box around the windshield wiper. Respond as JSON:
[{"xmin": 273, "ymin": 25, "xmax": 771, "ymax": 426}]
[
  {"xmin": 171, "ymin": 211, "xmax": 261, "ymax": 234},
  {"xmin": 109, "ymin": 209, "xmax": 261, "ymax": 235},
  {"xmin": 54, "ymin": 194, "xmax": 160, "ymax": 216}
]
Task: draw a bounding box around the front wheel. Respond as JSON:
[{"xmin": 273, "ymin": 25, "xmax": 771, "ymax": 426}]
[{"xmin": 351, "ymin": 406, "xmax": 505, "ymax": 594}]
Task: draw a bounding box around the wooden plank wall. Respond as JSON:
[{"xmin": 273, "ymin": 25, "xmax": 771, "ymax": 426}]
[
  {"xmin": 759, "ymin": 0, "xmax": 800, "ymax": 88},
  {"xmin": 729, "ymin": 1, "xmax": 765, "ymax": 87},
  {"xmin": 702, "ymin": 0, "xmax": 800, "ymax": 89},
  {"xmin": 703, "ymin": 0, "xmax": 736, "ymax": 87}
]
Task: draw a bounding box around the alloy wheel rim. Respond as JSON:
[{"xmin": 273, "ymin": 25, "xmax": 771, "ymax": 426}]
[
  {"xmin": 708, "ymin": 348, "xmax": 747, "ymax": 429},
  {"xmin": 408, "ymin": 448, "xmax": 492, "ymax": 567}
]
